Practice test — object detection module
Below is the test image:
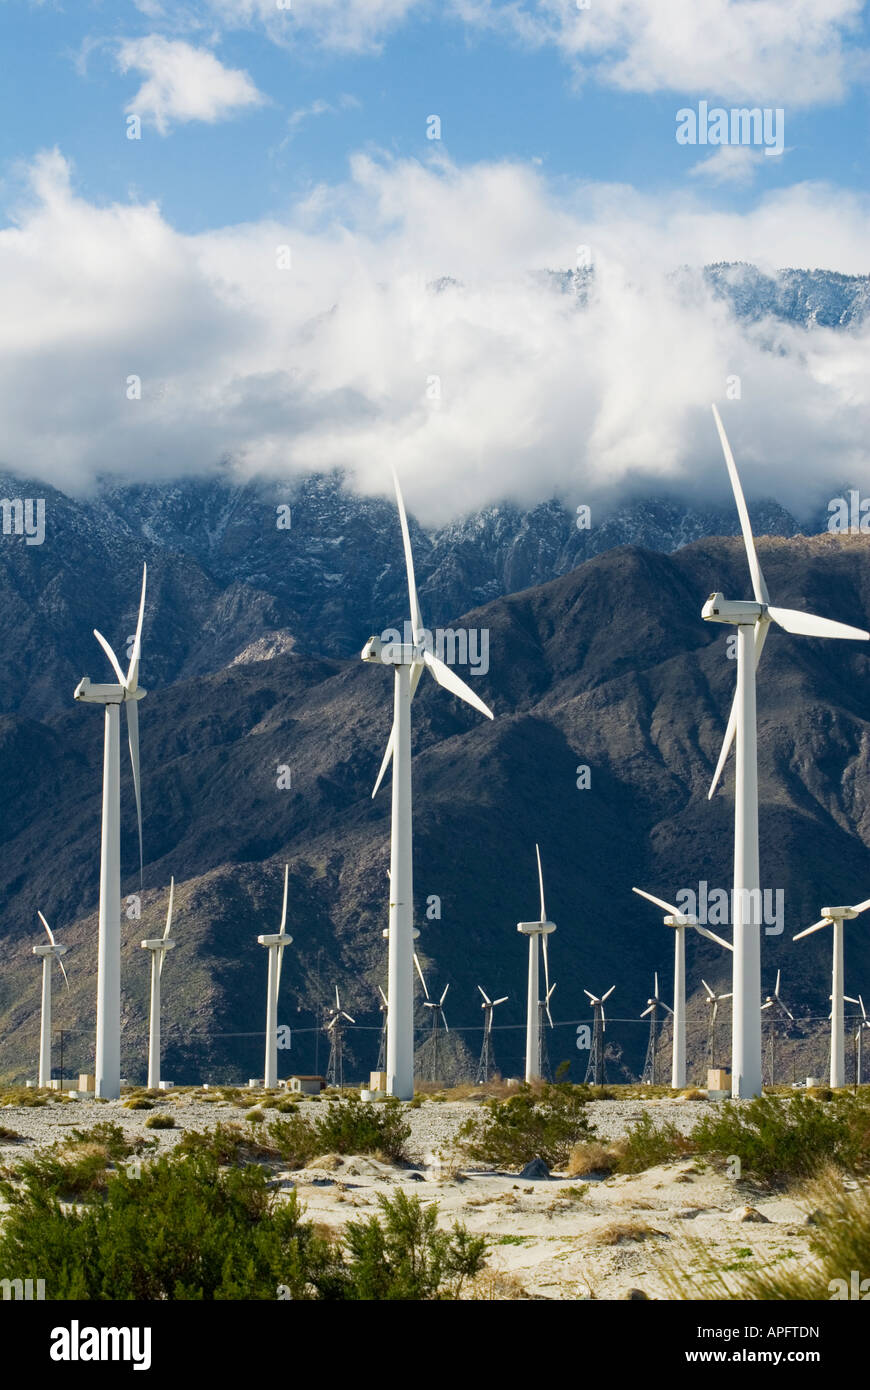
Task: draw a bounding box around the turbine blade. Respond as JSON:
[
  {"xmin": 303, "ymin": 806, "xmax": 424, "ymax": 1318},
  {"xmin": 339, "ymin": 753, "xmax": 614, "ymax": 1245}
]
[
  {"xmin": 442, "ymin": 1013, "xmax": 449, "ymax": 1033},
  {"xmin": 654, "ymin": 971, "xmax": 659, "ymax": 997},
  {"xmin": 694, "ymin": 923, "xmax": 733, "ymax": 952},
  {"xmin": 279, "ymin": 863, "xmax": 289, "ymax": 934},
  {"xmin": 275, "ymin": 942, "xmax": 285, "ymax": 998},
  {"xmin": 541, "ymin": 930, "xmax": 551, "ymax": 1000},
  {"xmin": 583, "ymin": 989, "xmax": 595, "ymax": 1002},
  {"xmin": 37, "ymin": 910, "xmax": 56, "ymax": 947},
  {"xmin": 378, "ymin": 985, "xmax": 388, "ymax": 1006},
  {"xmin": 711, "ymin": 403, "xmax": 769, "ymax": 605},
  {"xmin": 782, "ymin": 1004, "xmax": 794, "ymax": 1021},
  {"xmin": 372, "ymin": 724, "xmax": 395, "ymax": 799},
  {"xmin": 163, "ymin": 876, "xmax": 175, "ymax": 940},
  {"xmin": 602, "ymin": 985, "xmax": 615, "ymax": 1001},
  {"xmin": 391, "ymin": 468, "xmax": 425, "ymax": 644},
  {"xmin": 57, "ymin": 954, "xmax": 70, "ymax": 992},
  {"xmin": 535, "ymin": 843, "xmax": 546, "ymax": 922},
  {"xmin": 701, "ymin": 978, "xmax": 715, "ymax": 1001},
  {"xmin": 851, "ymin": 898, "xmax": 870, "ymax": 916},
  {"xmin": 774, "ymin": 969, "xmax": 781, "ymax": 997},
  {"xmin": 708, "ymin": 619, "xmax": 769, "ymax": 799},
  {"xmin": 126, "ymin": 563, "xmax": 147, "ymax": 692},
  {"xmin": 720, "ymin": 992, "xmax": 733, "ymax": 1001},
  {"xmin": 93, "ymin": 630, "xmax": 127, "ymax": 686},
  {"xmin": 343, "ymin": 1012, "xmax": 356, "ymax": 1024},
  {"xmin": 422, "ymin": 649, "xmax": 494, "ymax": 719},
  {"xmin": 662, "ymin": 1002, "xmax": 674, "ymax": 1016},
  {"xmin": 767, "ymin": 606, "xmax": 869, "ymax": 641},
  {"xmin": 545, "ymin": 1004, "xmax": 553, "ymax": 1028},
  {"xmin": 640, "ymin": 1004, "xmax": 654, "ymax": 1017},
  {"xmin": 335, "ymin": 986, "xmax": 340, "ymax": 1009},
  {"xmin": 632, "ymin": 886, "xmax": 682, "ymax": 918},
  {"xmin": 440, "ymin": 983, "xmax": 449, "ymax": 1005},
  {"xmin": 125, "ymin": 698, "xmax": 144, "ymax": 888},
  {"xmin": 793, "ymin": 917, "xmax": 832, "ymax": 940},
  {"xmin": 493, "ymin": 996, "xmax": 508, "ymax": 1006},
  {"xmin": 414, "ymin": 953, "xmax": 429, "ymax": 999},
  {"xmin": 477, "ymin": 984, "xmax": 491, "ymax": 1005}
]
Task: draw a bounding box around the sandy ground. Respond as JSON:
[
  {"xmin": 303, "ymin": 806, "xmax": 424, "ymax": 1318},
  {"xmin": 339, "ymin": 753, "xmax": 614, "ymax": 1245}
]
[{"xmin": 0, "ymin": 1091, "xmax": 826, "ymax": 1300}]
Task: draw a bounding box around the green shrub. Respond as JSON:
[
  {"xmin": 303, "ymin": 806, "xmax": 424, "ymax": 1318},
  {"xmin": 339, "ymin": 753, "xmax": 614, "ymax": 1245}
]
[
  {"xmin": 339, "ymin": 1190, "xmax": 486, "ymax": 1300},
  {"xmin": 690, "ymin": 1093, "xmax": 866, "ymax": 1184},
  {"xmin": 267, "ymin": 1098, "xmax": 410, "ymax": 1167},
  {"xmin": 144, "ymin": 1113, "xmax": 175, "ymax": 1130},
  {"xmin": 176, "ymin": 1122, "xmax": 277, "ymax": 1165},
  {"xmin": 0, "ymin": 1123, "xmax": 143, "ymax": 1201},
  {"xmin": 615, "ymin": 1112, "xmax": 692, "ymax": 1174},
  {"xmin": 124, "ymin": 1098, "xmax": 153, "ymax": 1110},
  {"xmin": 246, "ymin": 1108, "xmax": 265, "ymax": 1125},
  {"xmin": 459, "ymin": 1083, "xmax": 595, "ymax": 1170}
]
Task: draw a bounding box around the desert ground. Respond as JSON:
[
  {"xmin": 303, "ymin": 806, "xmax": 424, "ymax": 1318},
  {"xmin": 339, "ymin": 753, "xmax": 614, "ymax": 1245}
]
[{"xmin": 0, "ymin": 1088, "xmax": 834, "ymax": 1300}]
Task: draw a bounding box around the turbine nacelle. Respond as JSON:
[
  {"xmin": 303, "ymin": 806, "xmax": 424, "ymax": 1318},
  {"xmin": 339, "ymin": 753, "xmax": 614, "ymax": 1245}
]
[
  {"xmin": 32, "ymin": 943, "xmax": 68, "ymax": 958},
  {"xmin": 140, "ymin": 938, "xmax": 175, "ymax": 951},
  {"xmin": 361, "ymin": 635, "xmax": 421, "ymax": 666},
  {"xmin": 821, "ymin": 906, "xmax": 858, "ymax": 921},
  {"xmin": 258, "ymin": 933, "xmax": 293, "ymax": 947},
  {"xmin": 517, "ymin": 920, "xmax": 557, "ymax": 936},
  {"xmin": 74, "ymin": 677, "xmax": 146, "ymax": 704},
  {"xmin": 702, "ymin": 593, "xmax": 765, "ymax": 626}
]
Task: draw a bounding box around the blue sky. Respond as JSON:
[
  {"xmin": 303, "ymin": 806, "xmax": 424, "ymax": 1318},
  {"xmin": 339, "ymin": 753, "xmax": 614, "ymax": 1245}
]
[
  {"xmin": 0, "ymin": 0, "xmax": 869, "ymax": 514},
  {"xmin": 2, "ymin": 0, "xmax": 869, "ymax": 229}
]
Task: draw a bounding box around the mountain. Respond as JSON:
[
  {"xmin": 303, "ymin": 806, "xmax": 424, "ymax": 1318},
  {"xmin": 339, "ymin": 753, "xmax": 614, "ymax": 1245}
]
[{"xmin": 2, "ymin": 528, "xmax": 869, "ymax": 1086}]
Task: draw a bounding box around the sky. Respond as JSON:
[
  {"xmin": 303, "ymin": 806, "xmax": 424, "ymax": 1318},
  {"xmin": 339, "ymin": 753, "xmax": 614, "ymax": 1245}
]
[{"xmin": 1, "ymin": 0, "xmax": 870, "ymax": 520}]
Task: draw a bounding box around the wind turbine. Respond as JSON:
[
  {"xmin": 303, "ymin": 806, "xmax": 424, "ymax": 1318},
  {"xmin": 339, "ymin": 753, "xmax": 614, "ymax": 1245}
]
[
  {"xmin": 761, "ymin": 969, "xmax": 793, "ymax": 1086},
  {"xmin": 74, "ymin": 565, "xmax": 148, "ymax": 1100},
  {"xmin": 517, "ymin": 844, "xmax": 556, "ymax": 1084},
  {"xmin": 415, "ymin": 957, "xmax": 450, "ymax": 1083},
  {"xmin": 633, "ymin": 887, "xmax": 733, "ymax": 1089},
  {"xmin": 583, "ymin": 987, "xmax": 614, "ymax": 1085},
  {"xmin": 794, "ymin": 897, "xmax": 870, "ymax": 1088},
  {"xmin": 476, "ymin": 985, "xmax": 508, "ymax": 1084},
  {"xmin": 325, "ymin": 987, "xmax": 356, "ymax": 1088},
  {"xmin": 257, "ymin": 864, "xmax": 291, "ymax": 1089},
  {"xmin": 851, "ymin": 995, "xmax": 868, "ymax": 1085},
  {"xmin": 640, "ymin": 972, "xmax": 672, "ymax": 1086},
  {"xmin": 703, "ymin": 406, "xmax": 869, "ymax": 1099},
  {"xmin": 33, "ymin": 912, "xmax": 69, "ymax": 1088},
  {"xmin": 140, "ymin": 878, "xmax": 176, "ymax": 1090},
  {"xmin": 361, "ymin": 471, "xmax": 493, "ymax": 1099},
  {"xmin": 701, "ymin": 979, "xmax": 732, "ymax": 1076},
  {"xmin": 375, "ymin": 986, "xmax": 389, "ymax": 1073}
]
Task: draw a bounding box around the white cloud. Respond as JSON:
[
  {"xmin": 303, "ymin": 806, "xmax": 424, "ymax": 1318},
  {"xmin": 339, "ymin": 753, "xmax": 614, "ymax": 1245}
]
[
  {"xmin": 2, "ymin": 147, "xmax": 870, "ymax": 522},
  {"xmin": 202, "ymin": 0, "xmax": 428, "ymax": 54},
  {"xmin": 117, "ymin": 36, "xmax": 265, "ymax": 134},
  {"xmin": 689, "ymin": 146, "xmax": 769, "ymax": 186},
  {"xmin": 456, "ymin": 0, "xmax": 865, "ymax": 108}
]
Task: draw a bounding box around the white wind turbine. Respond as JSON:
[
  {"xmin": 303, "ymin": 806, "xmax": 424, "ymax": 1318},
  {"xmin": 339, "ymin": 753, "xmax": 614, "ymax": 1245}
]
[
  {"xmin": 325, "ymin": 987, "xmax": 356, "ymax": 1088},
  {"xmin": 641, "ymin": 972, "xmax": 672, "ymax": 1086},
  {"xmin": 701, "ymin": 978, "xmax": 732, "ymax": 1075},
  {"xmin": 517, "ymin": 845, "xmax": 556, "ymax": 1084},
  {"xmin": 583, "ymin": 986, "xmax": 615, "ymax": 1085},
  {"xmin": 257, "ymin": 864, "xmax": 291, "ymax": 1090},
  {"xmin": 415, "ymin": 957, "xmax": 450, "ymax": 1082},
  {"xmin": 633, "ymin": 887, "xmax": 733, "ymax": 1089},
  {"xmin": 852, "ymin": 995, "xmax": 868, "ymax": 1086},
  {"xmin": 33, "ymin": 912, "xmax": 69, "ymax": 1088},
  {"xmin": 362, "ymin": 471, "xmax": 494, "ymax": 1099},
  {"xmin": 140, "ymin": 878, "xmax": 176, "ymax": 1090},
  {"xmin": 74, "ymin": 565, "xmax": 148, "ymax": 1100},
  {"xmin": 703, "ymin": 405, "xmax": 869, "ymax": 1097},
  {"xmin": 761, "ymin": 969, "xmax": 793, "ymax": 1085},
  {"xmin": 793, "ymin": 897, "xmax": 870, "ymax": 1088},
  {"xmin": 476, "ymin": 985, "xmax": 508, "ymax": 1084}
]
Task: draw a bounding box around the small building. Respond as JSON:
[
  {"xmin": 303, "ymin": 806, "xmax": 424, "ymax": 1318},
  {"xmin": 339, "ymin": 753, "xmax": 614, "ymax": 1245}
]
[{"xmin": 287, "ymin": 1075, "xmax": 327, "ymax": 1095}]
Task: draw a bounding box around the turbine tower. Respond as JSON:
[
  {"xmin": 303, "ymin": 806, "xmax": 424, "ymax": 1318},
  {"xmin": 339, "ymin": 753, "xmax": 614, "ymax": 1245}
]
[
  {"xmin": 74, "ymin": 565, "xmax": 148, "ymax": 1100},
  {"xmin": 701, "ymin": 978, "xmax": 732, "ymax": 1077},
  {"xmin": 415, "ymin": 957, "xmax": 450, "ymax": 1083},
  {"xmin": 583, "ymin": 987, "xmax": 614, "ymax": 1085},
  {"xmin": 325, "ymin": 987, "xmax": 355, "ymax": 1088},
  {"xmin": 517, "ymin": 844, "xmax": 556, "ymax": 1084},
  {"xmin": 476, "ymin": 985, "xmax": 508, "ymax": 1084},
  {"xmin": 761, "ymin": 969, "xmax": 793, "ymax": 1086},
  {"xmin": 633, "ymin": 887, "xmax": 733, "ymax": 1089},
  {"xmin": 703, "ymin": 405, "xmax": 868, "ymax": 1098},
  {"xmin": 257, "ymin": 864, "xmax": 291, "ymax": 1090},
  {"xmin": 794, "ymin": 897, "xmax": 870, "ymax": 1088},
  {"xmin": 640, "ymin": 973, "xmax": 672, "ymax": 1086},
  {"xmin": 362, "ymin": 471, "xmax": 493, "ymax": 1099},
  {"xmin": 140, "ymin": 878, "xmax": 176, "ymax": 1090},
  {"xmin": 33, "ymin": 912, "xmax": 69, "ymax": 1088}
]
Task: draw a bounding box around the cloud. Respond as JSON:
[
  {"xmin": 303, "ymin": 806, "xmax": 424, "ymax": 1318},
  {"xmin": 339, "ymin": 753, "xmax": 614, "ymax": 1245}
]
[
  {"xmin": 201, "ymin": 0, "xmax": 429, "ymax": 54},
  {"xmin": 117, "ymin": 35, "xmax": 265, "ymax": 134},
  {"xmin": 689, "ymin": 146, "xmax": 770, "ymax": 187},
  {"xmin": 2, "ymin": 147, "xmax": 870, "ymax": 523},
  {"xmin": 456, "ymin": 0, "xmax": 865, "ymax": 108}
]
